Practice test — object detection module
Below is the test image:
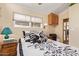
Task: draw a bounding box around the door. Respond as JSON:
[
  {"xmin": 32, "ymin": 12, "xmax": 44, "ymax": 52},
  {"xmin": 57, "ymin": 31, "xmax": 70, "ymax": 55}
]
[{"xmin": 63, "ymin": 18, "xmax": 69, "ymax": 44}]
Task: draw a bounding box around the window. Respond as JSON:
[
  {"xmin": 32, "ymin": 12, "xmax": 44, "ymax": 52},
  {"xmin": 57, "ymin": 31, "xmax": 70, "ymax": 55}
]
[
  {"xmin": 14, "ymin": 13, "xmax": 31, "ymax": 28},
  {"xmin": 14, "ymin": 20, "xmax": 29, "ymax": 26},
  {"xmin": 31, "ymin": 17, "xmax": 42, "ymax": 28},
  {"xmin": 31, "ymin": 22, "xmax": 42, "ymax": 27},
  {"xmin": 13, "ymin": 13, "xmax": 43, "ymax": 28}
]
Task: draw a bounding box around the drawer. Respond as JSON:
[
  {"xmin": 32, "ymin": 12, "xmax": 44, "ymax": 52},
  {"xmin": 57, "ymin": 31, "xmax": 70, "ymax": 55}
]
[
  {"xmin": 2, "ymin": 46, "xmax": 17, "ymax": 53},
  {"xmin": 2, "ymin": 43, "xmax": 17, "ymax": 48},
  {"xmin": 0, "ymin": 52, "xmax": 10, "ymax": 56},
  {"xmin": 9, "ymin": 51, "xmax": 17, "ymax": 56},
  {"xmin": 0, "ymin": 51, "xmax": 17, "ymax": 56}
]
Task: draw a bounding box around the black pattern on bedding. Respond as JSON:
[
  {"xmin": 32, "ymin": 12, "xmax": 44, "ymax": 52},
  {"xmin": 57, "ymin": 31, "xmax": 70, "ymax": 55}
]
[
  {"xmin": 43, "ymin": 43, "xmax": 79, "ymax": 56},
  {"xmin": 25, "ymin": 41, "xmax": 79, "ymax": 56},
  {"xmin": 25, "ymin": 31, "xmax": 47, "ymax": 44},
  {"xmin": 21, "ymin": 31, "xmax": 79, "ymax": 56}
]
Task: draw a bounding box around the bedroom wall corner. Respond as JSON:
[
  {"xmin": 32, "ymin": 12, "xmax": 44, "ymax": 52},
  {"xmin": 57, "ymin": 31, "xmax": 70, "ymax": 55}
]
[{"xmin": 55, "ymin": 9, "xmax": 69, "ymax": 42}]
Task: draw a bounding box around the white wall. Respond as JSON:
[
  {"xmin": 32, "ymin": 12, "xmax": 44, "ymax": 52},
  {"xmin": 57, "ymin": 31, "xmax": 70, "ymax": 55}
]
[{"xmin": 69, "ymin": 4, "xmax": 79, "ymax": 48}]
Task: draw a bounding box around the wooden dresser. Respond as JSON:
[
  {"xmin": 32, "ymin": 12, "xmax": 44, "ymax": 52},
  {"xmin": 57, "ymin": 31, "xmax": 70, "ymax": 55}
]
[{"xmin": 0, "ymin": 41, "xmax": 17, "ymax": 56}]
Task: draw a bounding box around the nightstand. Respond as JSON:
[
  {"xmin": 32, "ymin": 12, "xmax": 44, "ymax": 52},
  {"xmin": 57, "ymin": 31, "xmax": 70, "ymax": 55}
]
[{"xmin": 0, "ymin": 40, "xmax": 17, "ymax": 56}]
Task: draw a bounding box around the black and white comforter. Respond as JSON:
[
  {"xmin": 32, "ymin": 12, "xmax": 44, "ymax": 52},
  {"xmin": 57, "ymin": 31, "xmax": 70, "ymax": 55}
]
[{"xmin": 17, "ymin": 38, "xmax": 79, "ymax": 56}]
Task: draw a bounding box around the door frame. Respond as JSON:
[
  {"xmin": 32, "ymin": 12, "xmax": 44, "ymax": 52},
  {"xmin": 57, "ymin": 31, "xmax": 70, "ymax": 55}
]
[{"xmin": 63, "ymin": 18, "xmax": 69, "ymax": 44}]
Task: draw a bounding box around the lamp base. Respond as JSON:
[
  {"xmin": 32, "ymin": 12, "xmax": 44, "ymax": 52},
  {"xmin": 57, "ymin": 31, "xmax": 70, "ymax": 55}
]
[{"xmin": 5, "ymin": 35, "xmax": 9, "ymax": 39}]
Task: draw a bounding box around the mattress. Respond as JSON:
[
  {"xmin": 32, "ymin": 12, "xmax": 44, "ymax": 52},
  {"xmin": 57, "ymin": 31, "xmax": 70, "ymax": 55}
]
[{"xmin": 17, "ymin": 38, "xmax": 79, "ymax": 56}]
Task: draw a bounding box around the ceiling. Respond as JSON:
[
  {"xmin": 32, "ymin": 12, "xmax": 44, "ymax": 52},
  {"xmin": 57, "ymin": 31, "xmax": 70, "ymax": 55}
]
[{"xmin": 17, "ymin": 3, "xmax": 69, "ymax": 14}]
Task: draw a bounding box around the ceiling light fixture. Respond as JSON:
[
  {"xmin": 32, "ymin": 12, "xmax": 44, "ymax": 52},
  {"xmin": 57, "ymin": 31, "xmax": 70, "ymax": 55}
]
[{"xmin": 38, "ymin": 3, "xmax": 42, "ymax": 5}]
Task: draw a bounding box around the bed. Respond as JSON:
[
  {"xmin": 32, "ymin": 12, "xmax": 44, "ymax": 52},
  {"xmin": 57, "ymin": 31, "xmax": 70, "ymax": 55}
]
[{"xmin": 17, "ymin": 38, "xmax": 79, "ymax": 56}]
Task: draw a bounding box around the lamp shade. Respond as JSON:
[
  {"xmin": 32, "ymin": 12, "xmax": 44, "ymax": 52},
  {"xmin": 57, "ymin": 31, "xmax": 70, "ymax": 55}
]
[{"xmin": 1, "ymin": 27, "xmax": 12, "ymax": 35}]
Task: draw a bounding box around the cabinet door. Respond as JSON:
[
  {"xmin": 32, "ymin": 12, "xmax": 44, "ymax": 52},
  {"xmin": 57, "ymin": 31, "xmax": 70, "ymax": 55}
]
[
  {"xmin": 48, "ymin": 13, "xmax": 58, "ymax": 25},
  {"xmin": 48, "ymin": 13, "xmax": 53, "ymax": 25},
  {"xmin": 53, "ymin": 14, "xmax": 58, "ymax": 25}
]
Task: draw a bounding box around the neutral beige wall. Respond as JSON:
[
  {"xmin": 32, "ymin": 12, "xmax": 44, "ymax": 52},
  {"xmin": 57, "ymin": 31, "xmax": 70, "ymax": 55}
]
[
  {"xmin": 0, "ymin": 8, "xmax": 1, "ymax": 32},
  {"xmin": 0, "ymin": 3, "xmax": 55, "ymax": 40},
  {"xmin": 55, "ymin": 9, "xmax": 69, "ymax": 42},
  {"xmin": 69, "ymin": 4, "xmax": 79, "ymax": 48},
  {"xmin": 56, "ymin": 3, "xmax": 79, "ymax": 48}
]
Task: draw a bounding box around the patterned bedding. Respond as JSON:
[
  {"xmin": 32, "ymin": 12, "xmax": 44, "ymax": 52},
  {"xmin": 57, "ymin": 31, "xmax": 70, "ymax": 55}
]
[
  {"xmin": 42, "ymin": 41, "xmax": 79, "ymax": 56},
  {"xmin": 18, "ymin": 38, "xmax": 79, "ymax": 56}
]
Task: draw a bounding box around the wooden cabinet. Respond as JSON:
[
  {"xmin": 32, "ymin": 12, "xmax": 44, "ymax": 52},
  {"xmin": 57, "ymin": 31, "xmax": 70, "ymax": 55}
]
[
  {"xmin": 48, "ymin": 13, "xmax": 58, "ymax": 25},
  {"xmin": 0, "ymin": 42, "xmax": 17, "ymax": 56}
]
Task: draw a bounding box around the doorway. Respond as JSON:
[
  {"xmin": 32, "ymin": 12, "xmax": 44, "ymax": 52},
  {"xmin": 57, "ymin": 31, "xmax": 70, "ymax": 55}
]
[{"xmin": 63, "ymin": 18, "xmax": 69, "ymax": 44}]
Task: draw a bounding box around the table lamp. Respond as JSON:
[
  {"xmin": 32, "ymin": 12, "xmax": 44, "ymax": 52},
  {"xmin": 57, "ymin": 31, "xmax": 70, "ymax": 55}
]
[{"xmin": 1, "ymin": 27, "xmax": 12, "ymax": 39}]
